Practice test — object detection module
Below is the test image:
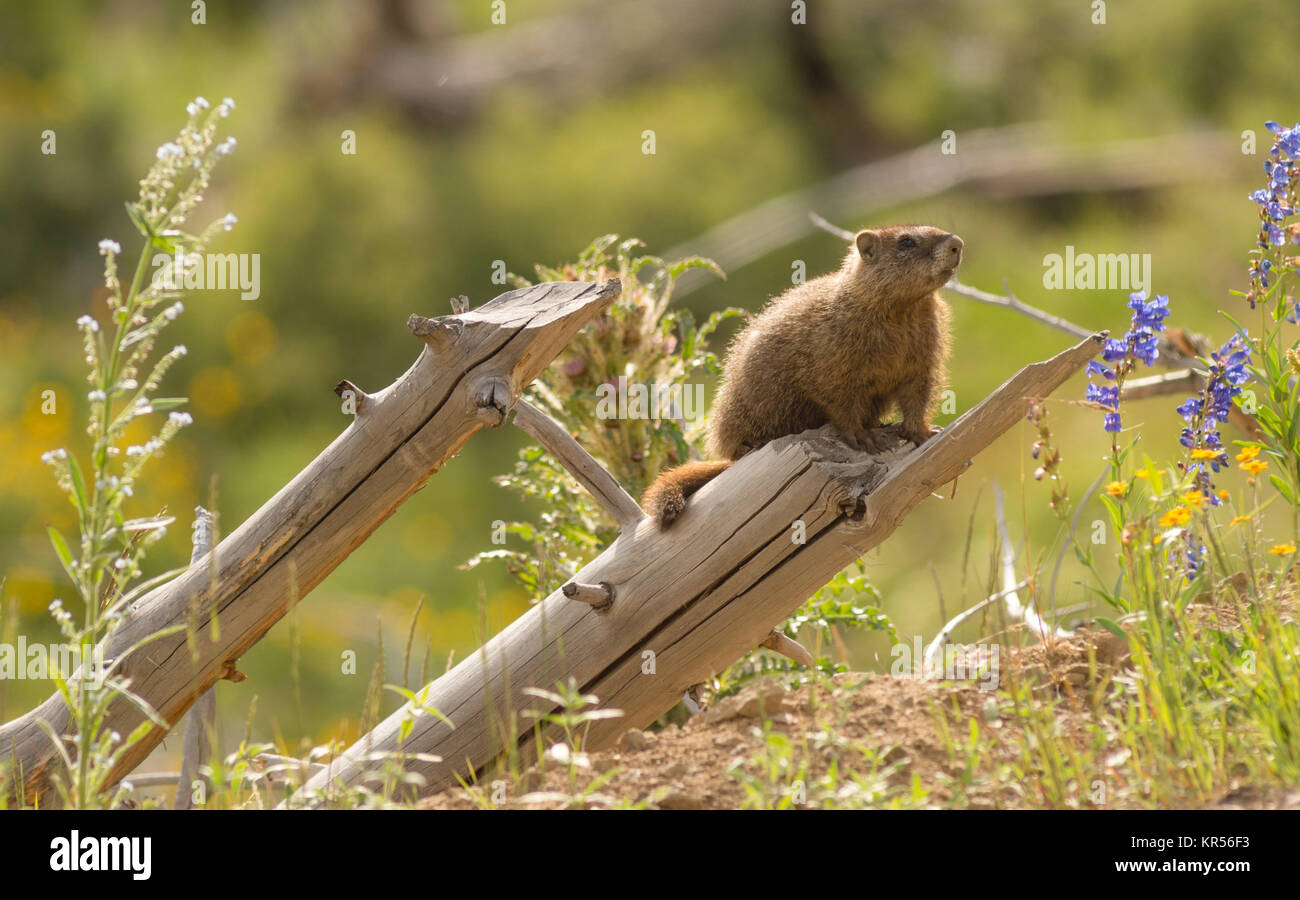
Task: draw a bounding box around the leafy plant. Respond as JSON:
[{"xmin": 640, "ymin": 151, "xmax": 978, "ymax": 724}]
[
  {"xmin": 5, "ymin": 97, "xmax": 240, "ymax": 809},
  {"xmin": 465, "ymin": 234, "xmax": 739, "ymax": 597}
]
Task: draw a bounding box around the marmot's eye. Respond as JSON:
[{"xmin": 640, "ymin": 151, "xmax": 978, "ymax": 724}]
[{"xmin": 898, "ymin": 236, "xmax": 917, "ymax": 249}]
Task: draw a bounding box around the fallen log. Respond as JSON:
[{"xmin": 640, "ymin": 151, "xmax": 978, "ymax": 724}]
[
  {"xmin": 1, "ymin": 279, "xmax": 620, "ymax": 806},
  {"xmin": 291, "ymin": 331, "xmax": 1105, "ymax": 804}
]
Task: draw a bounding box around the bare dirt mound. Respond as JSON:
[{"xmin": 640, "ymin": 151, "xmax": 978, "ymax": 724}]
[
  {"xmin": 421, "ymin": 671, "xmax": 1005, "ymax": 810},
  {"xmin": 419, "ymin": 628, "xmax": 1299, "ymax": 810}
]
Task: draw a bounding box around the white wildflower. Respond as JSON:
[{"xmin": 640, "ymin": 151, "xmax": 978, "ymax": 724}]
[
  {"xmin": 87, "ymin": 390, "xmax": 106, "ymax": 403},
  {"xmin": 76, "ymin": 314, "xmax": 99, "ymax": 333},
  {"xmin": 164, "ymin": 302, "xmax": 184, "ymax": 321},
  {"xmin": 169, "ymin": 411, "xmax": 194, "ymax": 426},
  {"xmin": 156, "ymin": 142, "xmax": 183, "ymax": 160},
  {"xmin": 98, "ymin": 239, "xmax": 121, "ymax": 254},
  {"xmin": 222, "ymin": 213, "xmax": 238, "ymax": 231}
]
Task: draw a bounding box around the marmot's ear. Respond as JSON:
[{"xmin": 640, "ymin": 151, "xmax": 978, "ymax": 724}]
[{"xmin": 855, "ymin": 229, "xmax": 881, "ymax": 261}]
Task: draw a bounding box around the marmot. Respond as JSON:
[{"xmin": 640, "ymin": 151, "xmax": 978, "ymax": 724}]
[{"xmin": 642, "ymin": 224, "xmax": 962, "ymax": 527}]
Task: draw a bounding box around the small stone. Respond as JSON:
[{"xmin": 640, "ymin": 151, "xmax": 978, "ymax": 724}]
[
  {"xmin": 736, "ymin": 682, "xmax": 789, "ymax": 718},
  {"xmin": 657, "ymin": 790, "xmax": 702, "ymax": 810},
  {"xmin": 618, "ymin": 729, "xmax": 649, "ymax": 752}
]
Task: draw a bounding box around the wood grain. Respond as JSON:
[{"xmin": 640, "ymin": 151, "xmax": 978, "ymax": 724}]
[
  {"xmin": 291, "ymin": 332, "xmax": 1105, "ymax": 804},
  {"xmin": 1, "ymin": 279, "xmax": 620, "ymax": 806}
]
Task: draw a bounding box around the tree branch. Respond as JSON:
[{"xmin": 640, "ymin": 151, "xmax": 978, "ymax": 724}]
[
  {"xmin": 1, "ymin": 279, "xmax": 621, "ymax": 807},
  {"xmin": 511, "ymin": 399, "xmax": 645, "ymax": 530},
  {"xmin": 174, "ymin": 506, "xmax": 216, "ymax": 809},
  {"xmin": 288, "ymin": 332, "xmax": 1105, "ymax": 804}
]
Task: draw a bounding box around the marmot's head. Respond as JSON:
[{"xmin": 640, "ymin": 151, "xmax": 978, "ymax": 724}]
[{"xmin": 844, "ymin": 224, "xmax": 963, "ymax": 301}]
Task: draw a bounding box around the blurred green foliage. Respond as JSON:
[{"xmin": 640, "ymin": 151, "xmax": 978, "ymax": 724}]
[{"xmin": 1, "ymin": 0, "xmax": 1298, "ymax": 772}]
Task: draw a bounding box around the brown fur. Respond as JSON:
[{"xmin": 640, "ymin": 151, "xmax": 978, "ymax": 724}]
[{"xmin": 642, "ymin": 224, "xmax": 961, "ymax": 527}]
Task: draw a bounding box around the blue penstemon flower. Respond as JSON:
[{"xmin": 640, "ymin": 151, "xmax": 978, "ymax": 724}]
[
  {"xmin": 1177, "ymin": 334, "xmax": 1251, "ymax": 485},
  {"xmin": 1166, "ymin": 334, "xmax": 1252, "ymax": 578},
  {"xmin": 1247, "ymin": 121, "xmax": 1300, "ymax": 309},
  {"xmin": 1085, "ymin": 290, "xmax": 1169, "ymax": 433}
]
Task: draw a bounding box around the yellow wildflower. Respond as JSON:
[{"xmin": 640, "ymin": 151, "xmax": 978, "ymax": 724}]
[{"xmin": 1158, "ymin": 507, "xmax": 1191, "ymax": 528}]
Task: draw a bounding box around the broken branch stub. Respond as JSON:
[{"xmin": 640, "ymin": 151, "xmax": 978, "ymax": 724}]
[
  {"xmin": 292, "ymin": 332, "xmax": 1104, "ymax": 804},
  {"xmin": 1, "ymin": 279, "xmax": 620, "ymax": 807},
  {"xmin": 512, "ymin": 399, "xmax": 645, "ymax": 530}
]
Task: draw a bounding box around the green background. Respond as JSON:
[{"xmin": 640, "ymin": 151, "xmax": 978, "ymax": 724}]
[{"xmin": 0, "ymin": 0, "xmax": 1295, "ymax": 767}]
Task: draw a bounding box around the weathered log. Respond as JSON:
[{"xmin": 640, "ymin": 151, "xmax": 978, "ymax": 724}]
[
  {"xmin": 173, "ymin": 506, "xmax": 217, "ymax": 810},
  {"xmin": 291, "ymin": 332, "xmax": 1105, "ymax": 804},
  {"xmin": 0, "ymin": 279, "xmax": 620, "ymax": 806}
]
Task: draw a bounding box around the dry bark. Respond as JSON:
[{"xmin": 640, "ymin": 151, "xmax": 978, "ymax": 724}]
[
  {"xmin": 290, "ymin": 332, "xmax": 1105, "ymax": 804},
  {"xmin": 1, "ymin": 279, "xmax": 620, "ymax": 806}
]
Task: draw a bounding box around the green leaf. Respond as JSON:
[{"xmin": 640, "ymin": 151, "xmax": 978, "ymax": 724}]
[
  {"xmin": 666, "ymin": 256, "xmax": 725, "ymax": 281},
  {"xmin": 124, "ymin": 202, "xmax": 152, "ymax": 238},
  {"xmin": 148, "ymin": 397, "xmax": 188, "ymax": 413},
  {"xmin": 46, "ymin": 525, "xmax": 77, "ymax": 585},
  {"xmin": 1095, "ymin": 616, "xmax": 1128, "ymax": 641},
  {"xmin": 1268, "ymin": 474, "xmax": 1295, "ymax": 504},
  {"xmin": 64, "ymin": 451, "xmax": 89, "ymax": 519},
  {"xmin": 698, "ymin": 307, "xmax": 745, "ymax": 342}
]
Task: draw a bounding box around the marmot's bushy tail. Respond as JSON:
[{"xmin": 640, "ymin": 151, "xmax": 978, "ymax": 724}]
[{"xmin": 641, "ymin": 460, "xmax": 734, "ymax": 528}]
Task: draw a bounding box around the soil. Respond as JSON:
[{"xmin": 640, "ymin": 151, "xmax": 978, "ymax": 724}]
[{"xmin": 419, "ymin": 628, "xmax": 1300, "ymax": 810}]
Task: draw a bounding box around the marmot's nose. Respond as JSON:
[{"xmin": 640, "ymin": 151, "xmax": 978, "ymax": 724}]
[{"xmin": 943, "ymin": 235, "xmax": 963, "ymax": 262}]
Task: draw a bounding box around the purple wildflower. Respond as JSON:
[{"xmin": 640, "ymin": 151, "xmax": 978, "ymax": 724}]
[
  {"xmin": 1248, "ymin": 121, "xmax": 1300, "ymax": 306},
  {"xmin": 1177, "ymin": 333, "xmax": 1251, "ymax": 501},
  {"xmin": 1085, "ymin": 291, "xmax": 1169, "ymax": 433}
]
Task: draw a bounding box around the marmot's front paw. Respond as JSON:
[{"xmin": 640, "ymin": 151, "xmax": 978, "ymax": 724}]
[{"xmin": 843, "ymin": 427, "xmax": 889, "ymax": 453}]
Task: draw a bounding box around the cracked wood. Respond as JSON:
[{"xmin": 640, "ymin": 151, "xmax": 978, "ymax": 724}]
[
  {"xmin": 292, "ymin": 332, "xmax": 1105, "ymax": 803},
  {"xmin": 1, "ymin": 278, "xmax": 620, "ymax": 806}
]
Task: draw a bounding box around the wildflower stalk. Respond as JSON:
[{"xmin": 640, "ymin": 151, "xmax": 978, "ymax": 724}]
[
  {"xmin": 29, "ymin": 97, "xmax": 239, "ymax": 808},
  {"xmin": 1230, "ymin": 120, "xmax": 1300, "ymax": 542}
]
